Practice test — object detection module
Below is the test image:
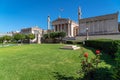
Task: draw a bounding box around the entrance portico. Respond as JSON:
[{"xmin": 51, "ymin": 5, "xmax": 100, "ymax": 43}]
[{"xmin": 52, "ymin": 18, "xmax": 79, "ymax": 37}]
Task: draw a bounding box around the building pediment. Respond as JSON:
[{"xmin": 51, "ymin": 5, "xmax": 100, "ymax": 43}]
[{"xmin": 52, "ymin": 18, "xmax": 70, "ymax": 25}]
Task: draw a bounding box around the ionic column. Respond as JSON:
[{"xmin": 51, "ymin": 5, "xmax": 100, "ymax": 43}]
[
  {"xmin": 53, "ymin": 25, "xmax": 56, "ymax": 32},
  {"xmin": 93, "ymin": 21, "xmax": 95, "ymax": 34},
  {"xmin": 71, "ymin": 25, "xmax": 73, "ymax": 37},
  {"xmin": 60, "ymin": 24, "xmax": 62, "ymax": 32},
  {"xmin": 62, "ymin": 24, "xmax": 65, "ymax": 32},
  {"xmin": 66, "ymin": 24, "xmax": 68, "ymax": 36},
  {"xmin": 57, "ymin": 25, "xmax": 59, "ymax": 32},
  {"xmin": 69, "ymin": 24, "xmax": 71, "ymax": 37},
  {"xmin": 68, "ymin": 24, "xmax": 70, "ymax": 37}
]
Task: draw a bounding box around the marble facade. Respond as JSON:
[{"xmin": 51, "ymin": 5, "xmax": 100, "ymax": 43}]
[
  {"xmin": 79, "ymin": 12, "xmax": 119, "ymax": 35},
  {"xmin": 20, "ymin": 26, "xmax": 43, "ymax": 43},
  {"xmin": 118, "ymin": 22, "xmax": 120, "ymax": 32},
  {"xmin": 52, "ymin": 18, "xmax": 79, "ymax": 37}
]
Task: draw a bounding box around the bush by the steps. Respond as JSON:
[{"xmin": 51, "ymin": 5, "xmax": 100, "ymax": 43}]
[
  {"xmin": 85, "ymin": 39, "xmax": 120, "ymax": 57},
  {"xmin": 66, "ymin": 40, "xmax": 82, "ymax": 44}
]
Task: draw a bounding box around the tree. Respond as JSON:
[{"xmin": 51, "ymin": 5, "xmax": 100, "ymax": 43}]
[
  {"xmin": 26, "ymin": 34, "xmax": 35, "ymax": 43},
  {"xmin": 3, "ymin": 35, "xmax": 12, "ymax": 43},
  {"xmin": 13, "ymin": 33, "xmax": 21, "ymax": 43},
  {"xmin": 20, "ymin": 34, "xmax": 26, "ymax": 43},
  {"xmin": 0, "ymin": 37, "xmax": 4, "ymax": 43},
  {"xmin": 0, "ymin": 35, "xmax": 12, "ymax": 45},
  {"xmin": 58, "ymin": 32, "xmax": 66, "ymax": 43},
  {"xmin": 43, "ymin": 32, "xmax": 66, "ymax": 43},
  {"xmin": 58, "ymin": 32, "xmax": 66, "ymax": 38},
  {"xmin": 13, "ymin": 33, "xmax": 25, "ymax": 44},
  {"xmin": 50, "ymin": 32, "xmax": 58, "ymax": 39},
  {"xmin": 43, "ymin": 34, "xmax": 49, "ymax": 39}
]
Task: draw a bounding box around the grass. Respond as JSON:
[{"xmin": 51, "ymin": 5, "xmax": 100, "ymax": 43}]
[{"xmin": 0, "ymin": 44, "xmax": 113, "ymax": 80}]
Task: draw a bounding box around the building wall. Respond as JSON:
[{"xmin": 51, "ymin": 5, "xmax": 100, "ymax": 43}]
[
  {"xmin": 79, "ymin": 13, "xmax": 119, "ymax": 35},
  {"xmin": 52, "ymin": 18, "xmax": 79, "ymax": 37},
  {"xmin": 20, "ymin": 27, "xmax": 43, "ymax": 43},
  {"xmin": 118, "ymin": 23, "xmax": 120, "ymax": 32},
  {"xmin": 80, "ymin": 19, "xmax": 118, "ymax": 35}
]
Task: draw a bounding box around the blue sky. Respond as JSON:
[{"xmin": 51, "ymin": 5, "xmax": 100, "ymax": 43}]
[{"xmin": 0, "ymin": 0, "xmax": 120, "ymax": 33}]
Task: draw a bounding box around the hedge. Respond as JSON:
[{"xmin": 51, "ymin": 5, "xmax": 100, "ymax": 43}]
[
  {"xmin": 66, "ymin": 40, "xmax": 82, "ymax": 44},
  {"xmin": 85, "ymin": 40, "xmax": 120, "ymax": 56}
]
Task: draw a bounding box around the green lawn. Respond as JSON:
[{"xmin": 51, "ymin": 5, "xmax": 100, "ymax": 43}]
[{"xmin": 0, "ymin": 44, "xmax": 112, "ymax": 80}]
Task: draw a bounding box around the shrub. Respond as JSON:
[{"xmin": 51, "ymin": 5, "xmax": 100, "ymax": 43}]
[
  {"xmin": 66, "ymin": 40, "xmax": 74, "ymax": 44},
  {"xmin": 111, "ymin": 50, "xmax": 120, "ymax": 80},
  {"xmin": 85, "ymin": 40, "xmax": 120, "ymax": 57},
  {"xmin": 78, "ymin": 50, "xmax": 102, "ymax": 80},
  {"xmin": 66, "ymin": 40, "xmax": 82, "ymax": 44},
  {"xmin": 43, "ymin": 34, "xmax": 49, "ymax": 39},
  {"xmin": 43, "ymin": 32, "xmax": 66, "ymax": 43}
]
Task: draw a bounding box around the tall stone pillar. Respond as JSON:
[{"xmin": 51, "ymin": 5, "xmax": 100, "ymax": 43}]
[
  {"xmin": 57, "ymin": 25, "xmax": 59, "ymax": 31},
  {"xmin": 37, "ymin": 34, "xmax": 41, "ymax": 44},
  {"xmin": 60, "ymin": 24, "xmax": 62, "ymax": 32},
  {"xmin": 71, "ymin": 25, "xmax": 73, "ymax": 37},
  {"xmin": 54, "ymin": 25, "xmax": 57, "ymax": 32},
  {"xmin": 68, "ymin": 23, "xmax": 71, "ymax": 37},
  {"xmin": 62, "ymin": 24, "xmax": 64, "ymax": 32},
  {"xmin": 53, "ymin": 25, "xmax": 55, "ymax": 32},
  {"xmin": 66, "ymin": 24, "xmax": 68, "ymax": 36},
  {"xmin": 67, "ymin": 25, "xmax": 69, "ymax": 36}
]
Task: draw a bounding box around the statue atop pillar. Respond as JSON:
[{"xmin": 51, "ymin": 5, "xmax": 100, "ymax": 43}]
[
  {"xmin": 47, "ymin": 16, "xmax": 51, "ymax": 30},
  {"xmin": 78, "ymin": 6, "xmax": 82, "ymax": 20}
]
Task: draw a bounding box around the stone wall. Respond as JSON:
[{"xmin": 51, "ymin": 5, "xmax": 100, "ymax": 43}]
[{"xmin": 79, "ymin": 12, "xmax": 119, "ymax": 35}]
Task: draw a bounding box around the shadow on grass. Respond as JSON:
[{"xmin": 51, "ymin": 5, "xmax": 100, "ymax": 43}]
[
  {"xmin": 81, "ymin": 67, "xmax": 113, "ymax": 80},
  {"xmin": 53, "ymin": 67, "xmax": 113, "ymax": 80},
  {"xmin": 82, "ymin": 45, "xmax": 116, "ymax": 66},
  {"xmin": 53, "ymin": 72, "xmax": 77, "ymax": 80}
]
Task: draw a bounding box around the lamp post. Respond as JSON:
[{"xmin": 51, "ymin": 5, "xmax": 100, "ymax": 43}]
[{"xmin": 86, "ymin": 28, "xmax": 89, "ymax": 40}]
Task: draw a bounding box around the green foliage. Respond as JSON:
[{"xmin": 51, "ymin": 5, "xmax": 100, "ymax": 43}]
[
  {"xmin": 26, "ymin": 34, "xmax": 35, "ymax": 40},
  {"xmin": 50, "ymin": 32, "xmax": 58, "ymax": 39},
  {"xmin": 3, "ymin": 35, "xmax": 12, "ymax": 42},
  {"xmin": 78, "ymin": 52, "xmax": 102, "ymax": 80},
  {"xmin": 43, "ymin": 32, "xmax": 66, "ymax": 39},
  {"xmin": 13, "ymin": 33, "xmax": 25, "ymax": 43},
  {"xmin": 85, "ymin": 40, "xmax": 120, "ymax": 57},
  {"xmin": 25, "ymin": 34, "xmax": 35, "ymax": 43},
  {"xmin": 0, "ymin": 44, "xmax": 81, "ymax": 80},
  {"xmin": 58, "ymin": 32, "xmax": 66, "ymax": 38},
  {"xmin": 84, "ymin": 39, "xmax": 120, "ymax": 79},
  {"xmin": 66, "ymin": 40, "xmax": 82, "ymax": 44},
  {"xmin": 111, "ymin": 50, "xmax": 120, "ymax": 80},
  {"xmin": 43, "ymin": 32, "xmax": 66, "ymax": 43},
  {"xmin": 0, "ymin": 37, "xmax": 4, "ymax": 43},
  {"xmin": 0, "ymin": 35, "xmax": 12, "ymax": 44},
  {"xmin": 0, "ymin": 44, "xmax": 115, "ymax": 79},
  {"xmin": 13, "ymin": 33, "xmax": 21, "ymax": 41},
  {"xmin": 66, "ymin": 40, "xmax": 74, "ymax": 44},
  {"xmin": 43, "ymin": 34, "xmax": 49, "ymax": 39}
]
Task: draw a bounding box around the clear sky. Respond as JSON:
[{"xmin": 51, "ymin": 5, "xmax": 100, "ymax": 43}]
[{"xmin": 0, "ymin": 0, "xmax": 120, "ymax": 33}]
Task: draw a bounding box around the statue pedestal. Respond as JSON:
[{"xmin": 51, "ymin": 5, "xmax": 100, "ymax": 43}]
[{"xmin": 37, "ymin": 34, "xmax": 41, "ymax": 44}]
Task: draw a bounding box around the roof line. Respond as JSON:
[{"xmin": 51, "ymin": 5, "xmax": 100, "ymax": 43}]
[{"xmin": 80, "ymin": 12, "xmax": 118, "ymax": 20}]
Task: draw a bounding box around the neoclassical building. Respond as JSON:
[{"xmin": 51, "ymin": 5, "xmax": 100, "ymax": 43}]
[
  {"xmin": 52, "ymin": 18, "xmax": 79, "ymax": 37},
  {"xmin": 118, "ymin": 22, "xmax": 120, "ymax": 32},
  {"xmin": 78, "ymin": 7, "xmax": 119, "ymax": 35},
  {"xmin": 20, "ymin": 26, "xmax": 43, "ymax": 43}
]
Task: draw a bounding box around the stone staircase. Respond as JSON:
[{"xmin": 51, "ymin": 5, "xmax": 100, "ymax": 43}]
[{"xmin": 61, "ymin": 45, "xmax": 80, "ymax": 50}]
